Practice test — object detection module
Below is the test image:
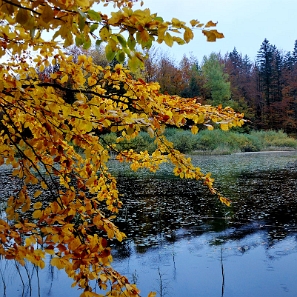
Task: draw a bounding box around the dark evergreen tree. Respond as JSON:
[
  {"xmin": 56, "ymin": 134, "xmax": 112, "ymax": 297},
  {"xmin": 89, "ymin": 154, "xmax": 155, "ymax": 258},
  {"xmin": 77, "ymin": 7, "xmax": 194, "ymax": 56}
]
[
  {"xmin": 256, "ymin": 38, "xmax": 274, "ymax": 107},
  {"xmin": 292, "ymin": 40, "xmax": 297, "ymax": 64},
  {"xmin": 271, "ymin": 48, "xmax": 283, "ymax": 103}
]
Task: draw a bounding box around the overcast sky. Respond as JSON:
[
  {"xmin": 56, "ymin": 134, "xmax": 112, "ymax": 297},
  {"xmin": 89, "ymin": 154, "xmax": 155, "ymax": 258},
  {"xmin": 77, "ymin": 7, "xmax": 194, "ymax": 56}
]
[{"xmin": 138, "ymin": 0, "xmax": 297, "ymax": 63}]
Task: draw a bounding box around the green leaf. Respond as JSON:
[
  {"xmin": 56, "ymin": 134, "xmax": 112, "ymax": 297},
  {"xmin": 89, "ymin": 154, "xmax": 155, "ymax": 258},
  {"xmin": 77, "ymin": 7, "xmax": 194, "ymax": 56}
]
[
  {"xmin": 127, "ymin": 36, "xmax": 136, "ymax": 50},
  {"xmin": 123, "ymin": 46, "xmax": 131, "ymax": 57},
  {"xmin": 78, "ymin": 14, "xmax": 85, "ymax": 31},
  {"xmin": 128, "ymin": 55, "xmax": 142, "ymax": 72},
  {"xmin": 83, "ymin": 38, "xmax": 91, "ymax": 49},
  {"xmin": 75, "ymin": 35, "xmax": 84, "ymax": 46},
  {"xmin": 105, "ymin": 44, "xmax": 116, "ymax": 61},
  {"xmin": 87, "ymin": 9, "xmax": 102, "ymax": 22},
  {"xmin": 110, "ymin": 34, "xmax": 119, "ymax": 43},
  {"xmin": 90, "ymin": 23, "xmax": 98, "ymax": 33},
  {"xmin": 116, "ymin": 51, "xmax": 125, "ymax": 63},
  {"xmin": 117, "ymin": 35, "xmax": 126, "ymax": 47},
  {"xmin": 154, "ymin": 16, "xmax": 164, "ymax": 22}
]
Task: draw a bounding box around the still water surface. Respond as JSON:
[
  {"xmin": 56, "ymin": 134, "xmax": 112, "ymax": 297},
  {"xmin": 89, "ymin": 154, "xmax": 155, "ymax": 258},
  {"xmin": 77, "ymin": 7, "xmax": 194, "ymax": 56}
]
[{"xmin": 1, "ymin": 151, "xmax": 297, "ymax": 297}]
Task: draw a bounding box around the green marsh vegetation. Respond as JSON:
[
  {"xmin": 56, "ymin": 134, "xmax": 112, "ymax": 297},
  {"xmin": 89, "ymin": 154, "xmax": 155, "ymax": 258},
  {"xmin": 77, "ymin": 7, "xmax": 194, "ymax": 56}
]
[{"xmin": 102, "ymin": 129, "xmax": 297, "ymax": 155}]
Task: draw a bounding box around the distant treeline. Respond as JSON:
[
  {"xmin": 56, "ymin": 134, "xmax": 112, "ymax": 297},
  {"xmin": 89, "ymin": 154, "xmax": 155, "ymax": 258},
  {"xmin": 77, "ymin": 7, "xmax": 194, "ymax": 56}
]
[{"xmin": 142, "ymin": 39, "xmax": 297, "ymax": 134}]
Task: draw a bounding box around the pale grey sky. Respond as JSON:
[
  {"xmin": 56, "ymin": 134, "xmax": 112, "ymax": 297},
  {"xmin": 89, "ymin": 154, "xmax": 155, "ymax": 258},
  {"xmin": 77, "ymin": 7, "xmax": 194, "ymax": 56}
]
[{"xmin": 139, "ymin": 0, "xmax": 297, "ymax": 63}]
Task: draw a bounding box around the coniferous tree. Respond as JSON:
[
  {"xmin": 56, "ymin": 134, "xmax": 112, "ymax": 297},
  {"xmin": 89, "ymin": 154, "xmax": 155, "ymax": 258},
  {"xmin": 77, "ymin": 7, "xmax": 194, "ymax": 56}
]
[
  {"xmin": 257, "ymin": 39, "xmax": 274, "ymax": 107},
  {"xmin": 292, "ymin": 40, "xmax": 297, "ymax": 65}
]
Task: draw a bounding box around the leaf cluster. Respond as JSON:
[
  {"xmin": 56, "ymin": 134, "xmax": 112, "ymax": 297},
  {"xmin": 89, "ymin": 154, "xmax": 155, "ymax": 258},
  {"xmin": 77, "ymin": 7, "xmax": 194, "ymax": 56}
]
[{"xmin": 0, "ymin": 0, "xmax": 223, "ymax": 70}]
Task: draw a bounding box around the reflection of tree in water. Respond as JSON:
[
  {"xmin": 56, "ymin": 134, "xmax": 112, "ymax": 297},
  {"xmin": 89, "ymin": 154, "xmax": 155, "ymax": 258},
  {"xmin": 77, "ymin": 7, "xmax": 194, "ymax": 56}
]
[
  {"xmin": 113, "ymin": 165, "xmax": 297, "ymax": 255},
  {"xmin": 0, "ymin": 256, "xmax": 57, "ymax": 297},
  {"xmin": 0, "ymin": 259, "xmax": 33, "ymax": 297}
]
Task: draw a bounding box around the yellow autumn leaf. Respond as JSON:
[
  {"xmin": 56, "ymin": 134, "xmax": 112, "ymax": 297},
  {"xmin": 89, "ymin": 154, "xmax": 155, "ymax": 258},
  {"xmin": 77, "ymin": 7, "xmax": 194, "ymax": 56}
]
[
  {"xmin": 81, "ymin": 120, "xmax": 93, "ymax": 133},
  {"xmin": 0, "ymin": 0, "xmax": 247, "ymax": 295},
  {"xmin": 205, "ymin": 20, "xmax": 217, "ymax": 28},
  {"xmin": 190, "ymin": 19, "xmax": 200, "ymax": 27},
  {"xmin": 51, "ymin": 257, "xmax": 65, "ymax": 270},
  {"xmin": 138, "ymin": 29, "xmax": 150, "ymax": 43},
  {"xmin": 6, "ymin": 206, "xmax": 15, "ymax": 220},
  {"xmin": 191, "ymin": 125, "xmax": 199, "ymax": 134},
  {"xmin": 220, "ymin": 122, "xmax": 229, "ymax": 131},
  {"xmin": 25, "ymin": 236, "xmax": 36, "ymax": 246},
  {"xmin": 88, "ymin": 76, "xmax": 97, "ymax": 86},
  {"xmin": 69, "ymin": 237, "xmax": 81, "ymax": 251},
  {"xmin": 45, "ymin": 248, "xmax": 55, "ymax": 255},
  {"xmin": 99, "ymin": 26, "xmax": 110, "ymax": 41},
  {"xmin": 12, "ymin": 169, "xmax": 19, "ymax": 176},
  {"xmin": 80, "ymin": 291, "xmax": 104, "ymax": 297},
  {"xmin": 147, "ymin": 126, "xmax": 154, "ymax": 138},
  {"xmin": 60, "ymin": 74, "xmax": 68, "ymax": 84},
  {"xmin": 32, "ymin": 210, "xmax": 42, "ymax": 219},
  {"xmin": 212, "ymin": 29, "xmax": 224, "ymax": 39},
  {"xmin": 219, "ymin": 196, "xmax": 231, "ymax": 207},
  {"xmin": 41, "ymin": 181, "xmax": 48, "ymax": 189},
  {"xmin": 33, "ymin": 190, "xmax": 42, "ymax": 198},
  {"xmin": 183, "ymin": 27, "xmax": 194, "ymax": 43},
  {"xmin": 33, "ymin": 201, "xmax": 43, "ymax": 209},
  {"xmin": 164, "ymin": 32, "xmax": 173, "ymax": 47},
  {"xmin": 76, "ymin": 0, "xmax": 90, "ymax": 7},
  {"xmin": 110, "ymin": 125, "xmax": 118, "ymax": 132}
]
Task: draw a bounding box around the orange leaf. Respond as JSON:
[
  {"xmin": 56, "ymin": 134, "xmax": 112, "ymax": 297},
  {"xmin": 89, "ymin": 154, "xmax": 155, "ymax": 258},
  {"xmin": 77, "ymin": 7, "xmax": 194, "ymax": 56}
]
[{"xmin": 205, "ymin": 20, "xmax": 217, "ymax": 28}]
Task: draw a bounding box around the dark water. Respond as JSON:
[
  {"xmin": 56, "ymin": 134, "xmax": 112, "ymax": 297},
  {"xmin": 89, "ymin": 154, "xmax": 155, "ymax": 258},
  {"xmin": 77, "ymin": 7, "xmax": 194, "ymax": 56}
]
[{"xmin": 1, "ymin": 151, "xmax": 297, "ymax": 297}]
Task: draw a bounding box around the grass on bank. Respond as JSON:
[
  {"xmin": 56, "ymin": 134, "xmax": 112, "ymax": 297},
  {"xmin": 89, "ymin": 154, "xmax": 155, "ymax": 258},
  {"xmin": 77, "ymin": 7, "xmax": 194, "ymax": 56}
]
[{"xmin": 101, "ymin": 129, "xmax": 297, "ymax": 155}]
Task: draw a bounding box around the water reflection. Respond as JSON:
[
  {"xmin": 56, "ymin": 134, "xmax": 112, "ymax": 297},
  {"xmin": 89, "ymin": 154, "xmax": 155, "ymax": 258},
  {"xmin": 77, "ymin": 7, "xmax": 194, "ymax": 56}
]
[
  {"xmin": 112, "ymin": 151, "xmax": 297, "ymax": 245},
  {"xmin": 112, "ymin": 229, "xmax": 297, "ymax": 297},
  {"xmin": 0, "ymin": 151, "xmax": 297, "ymax": 296}
]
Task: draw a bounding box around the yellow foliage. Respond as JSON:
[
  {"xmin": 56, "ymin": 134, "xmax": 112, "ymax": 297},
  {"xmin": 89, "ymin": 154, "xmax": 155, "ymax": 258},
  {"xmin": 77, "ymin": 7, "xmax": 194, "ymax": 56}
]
[{"xmin": 0, "ymin": 1, "xmax": 244, "ymax": 297}]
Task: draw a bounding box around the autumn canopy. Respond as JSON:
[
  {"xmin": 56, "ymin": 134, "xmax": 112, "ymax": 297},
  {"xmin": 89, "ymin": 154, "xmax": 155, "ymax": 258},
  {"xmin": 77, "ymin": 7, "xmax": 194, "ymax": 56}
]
[{"xmin": 0, "ymin": 0, "xmax": 244, "ymax": 296}]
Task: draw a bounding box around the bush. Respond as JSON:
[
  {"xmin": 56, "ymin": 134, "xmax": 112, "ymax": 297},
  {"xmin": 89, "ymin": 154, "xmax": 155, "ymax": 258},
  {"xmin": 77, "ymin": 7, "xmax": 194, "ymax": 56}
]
[
  {"xmin": 250, "ymin": 130, "xmax": 297, "ymax": 149},
  {"xmin": 165, "ymin": 129, "xmax": 197, "ymax": 153}
]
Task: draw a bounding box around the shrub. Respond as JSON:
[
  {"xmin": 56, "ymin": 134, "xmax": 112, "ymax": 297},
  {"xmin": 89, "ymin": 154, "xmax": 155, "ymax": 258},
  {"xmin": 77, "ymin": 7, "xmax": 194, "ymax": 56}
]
[{"xmin": 101, "ymin": 129, "xmax": 297, "ymax": 155}]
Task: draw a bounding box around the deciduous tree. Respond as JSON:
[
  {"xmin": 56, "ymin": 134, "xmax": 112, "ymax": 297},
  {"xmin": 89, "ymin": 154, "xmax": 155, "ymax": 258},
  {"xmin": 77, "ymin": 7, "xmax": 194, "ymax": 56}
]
[
  {"xmin": 201, "ymin": 52, "xmax": 231, "ymax": 107},
  {"xmin": 0, "ymin": 0, "xmax": 244, "ymax": 296}
]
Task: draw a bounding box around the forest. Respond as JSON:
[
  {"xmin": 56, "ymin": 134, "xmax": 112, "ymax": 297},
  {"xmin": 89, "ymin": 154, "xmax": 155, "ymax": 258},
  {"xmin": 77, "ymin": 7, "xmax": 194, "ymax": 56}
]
[{"xmin": 136, "ymin": 38, "xmax": 297, "ymax": 134}]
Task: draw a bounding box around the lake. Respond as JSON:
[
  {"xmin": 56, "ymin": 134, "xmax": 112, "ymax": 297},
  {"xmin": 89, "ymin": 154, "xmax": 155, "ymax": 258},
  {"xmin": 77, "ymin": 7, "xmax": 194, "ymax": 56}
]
[{"xmin": 0, "ymin": 151, "xmax": 297, "ymax": 297}]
